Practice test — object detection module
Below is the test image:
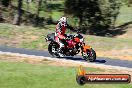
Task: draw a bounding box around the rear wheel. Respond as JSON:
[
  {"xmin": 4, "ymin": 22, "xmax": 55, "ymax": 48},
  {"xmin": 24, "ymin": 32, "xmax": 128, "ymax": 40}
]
[
  {"xmin": 83, "ymin": 48, "xmax": 96, "ymax": 62},
  {"xmin": 48, "ymin": 42, "xmax": 60, "ymax": 58}
]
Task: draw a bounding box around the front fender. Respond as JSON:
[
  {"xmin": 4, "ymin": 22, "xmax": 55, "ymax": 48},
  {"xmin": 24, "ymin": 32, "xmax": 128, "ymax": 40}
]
[{"xmin": 82, "ymin": 45, "xmax": 91, "ymax": 52}]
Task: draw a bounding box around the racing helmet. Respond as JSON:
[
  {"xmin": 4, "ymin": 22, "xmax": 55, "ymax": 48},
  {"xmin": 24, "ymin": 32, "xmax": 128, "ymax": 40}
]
[{"xmin": 59, "ymin": 17, "xmax": 67, "ymax": 26}]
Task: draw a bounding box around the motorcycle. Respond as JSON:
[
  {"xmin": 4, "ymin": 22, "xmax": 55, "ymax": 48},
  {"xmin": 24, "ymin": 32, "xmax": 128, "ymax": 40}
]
[{"xmin": 45, "ymin": 31, "xmax": 96, "ymax": 62}]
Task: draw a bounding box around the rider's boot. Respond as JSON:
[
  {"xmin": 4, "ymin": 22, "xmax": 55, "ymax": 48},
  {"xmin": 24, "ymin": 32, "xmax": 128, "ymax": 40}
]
[
  {"xmin": 58, "ymin": 40, "xmax": 64, "ymax": 57},
  {"xmin": 58, "ymin": 48, "xmax": 64, "ymax": 57}
]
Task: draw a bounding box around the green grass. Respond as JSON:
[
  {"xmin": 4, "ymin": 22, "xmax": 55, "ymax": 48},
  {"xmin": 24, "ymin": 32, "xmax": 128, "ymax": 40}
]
[
  {"xmin": 0, "ymin": 61, "xmax": 131, "ymax": 88},
  {"xmin": 51, "ymin": 11, "xmax": 64, "ymax": 21},
  {"xmin": 85, "ymin": 35, "xmax": 132, "ymax": 51},
  {"xmin": 0, "ymin": 23, "xmax": 52, "ymax": 49},
  {"xmin": 116, "ymin": 5, "xmax": 132, "ymax": 26}
]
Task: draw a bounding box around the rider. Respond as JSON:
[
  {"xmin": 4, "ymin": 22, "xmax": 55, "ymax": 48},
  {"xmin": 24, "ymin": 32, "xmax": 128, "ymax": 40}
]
[{"xmin": 55, "ymin": 17, "xmax": 75, "ymax": 56}]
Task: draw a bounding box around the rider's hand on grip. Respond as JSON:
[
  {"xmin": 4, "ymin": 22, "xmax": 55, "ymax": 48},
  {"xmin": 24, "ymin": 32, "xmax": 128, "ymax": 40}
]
[{"xmin": 74, "ymin": 27, "xmax": 80, "ymax": 33}]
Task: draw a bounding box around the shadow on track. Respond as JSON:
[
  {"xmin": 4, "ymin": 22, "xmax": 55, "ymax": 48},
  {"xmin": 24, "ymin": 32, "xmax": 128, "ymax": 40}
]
[{"xmin": 63, "ymin": 56, "xmax": 106, "ymax": 63}]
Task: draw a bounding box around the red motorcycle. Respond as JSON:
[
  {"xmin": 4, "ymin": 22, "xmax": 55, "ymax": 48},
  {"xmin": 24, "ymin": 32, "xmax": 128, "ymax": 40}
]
[{"xmin": 45, "ymin": 32, "xmax": 96, "ymax": 62}]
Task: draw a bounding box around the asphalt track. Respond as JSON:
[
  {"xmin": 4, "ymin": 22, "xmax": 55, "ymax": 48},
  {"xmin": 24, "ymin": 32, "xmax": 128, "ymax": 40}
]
[{"xmin": 0, "ymin": 46, "xmax": 132, "ymax": 68}]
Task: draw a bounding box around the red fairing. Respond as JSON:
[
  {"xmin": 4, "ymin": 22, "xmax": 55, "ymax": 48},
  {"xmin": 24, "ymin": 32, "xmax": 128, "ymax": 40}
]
[{"xmin": 66, "ymin": 40, "xmax": 76, "ymax": 48}]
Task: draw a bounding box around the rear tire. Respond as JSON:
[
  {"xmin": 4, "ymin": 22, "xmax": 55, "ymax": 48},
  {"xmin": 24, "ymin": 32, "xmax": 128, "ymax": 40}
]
[{"xmin": 48, "ymin": 42, "xmax": 60, "ymax": 58}]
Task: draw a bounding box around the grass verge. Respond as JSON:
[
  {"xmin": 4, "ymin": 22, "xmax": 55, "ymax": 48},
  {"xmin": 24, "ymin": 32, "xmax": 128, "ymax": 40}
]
[{"xmin": 0, "ymin": 54, "xmax": 131, "ymax": 88}]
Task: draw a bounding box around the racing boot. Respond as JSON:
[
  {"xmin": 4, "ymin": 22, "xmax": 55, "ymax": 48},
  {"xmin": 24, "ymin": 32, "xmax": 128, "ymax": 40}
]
[{"xmin": 58, "ymin": 47, "xmax": 64, "ymax": 57}]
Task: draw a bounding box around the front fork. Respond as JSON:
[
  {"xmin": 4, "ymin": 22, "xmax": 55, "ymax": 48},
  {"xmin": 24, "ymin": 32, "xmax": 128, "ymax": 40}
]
[{"xmin": 81, "ymin": 43, "xmax": 91, "ymax": 57}]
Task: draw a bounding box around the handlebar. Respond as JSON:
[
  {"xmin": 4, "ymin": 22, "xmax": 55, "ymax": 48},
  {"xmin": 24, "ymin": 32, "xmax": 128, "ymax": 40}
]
[{"xmin": 74, "ymin": 28, "xmax": 81, "ymax": 34}]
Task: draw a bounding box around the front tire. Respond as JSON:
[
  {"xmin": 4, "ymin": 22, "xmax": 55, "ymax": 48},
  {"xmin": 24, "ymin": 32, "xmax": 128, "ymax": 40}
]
[{"xmin": 83, "ymin": 48, "xmax": 96, "ymax": 62}]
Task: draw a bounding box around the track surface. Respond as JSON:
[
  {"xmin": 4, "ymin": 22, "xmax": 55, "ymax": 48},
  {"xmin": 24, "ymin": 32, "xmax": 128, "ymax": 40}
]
[{"xmin": 0, "ymin": 46, "xmax": 132, "ymax": 68}]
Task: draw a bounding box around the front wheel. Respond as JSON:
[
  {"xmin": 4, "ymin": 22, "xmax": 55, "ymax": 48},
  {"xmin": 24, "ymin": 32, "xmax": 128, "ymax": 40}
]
[{"xmin": 82, "ymin": 48, "xmax": 96, "ymax": 62}]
